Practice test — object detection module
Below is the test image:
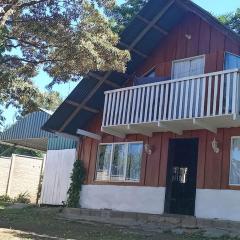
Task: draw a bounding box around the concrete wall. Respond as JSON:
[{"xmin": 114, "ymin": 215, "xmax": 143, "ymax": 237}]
[
  {"xmin": 0, "ymin": 155, "xmax": 43, "ymax": 203},
  {"xmin": 7, "ymin": 155, "xmax": 43, "ymax": 203},
  {"xmin": 80, "ymin": 185, "xmax": 166, "ymax": 214},
  {"xmin": 40, "ymin": 149, "xmax": 76, "ymax": 205},
  {"xmin": 195, "ymin": 189, "xmax": 240, "ymax": 221},
  {"xmin": 0, "ymin": 157, "xmax": 11, "ymax": 195}
]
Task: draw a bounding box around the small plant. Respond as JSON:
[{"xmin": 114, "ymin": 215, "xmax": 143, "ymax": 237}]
[
  {"xmin": 0, "ymin": 195, "xmax": 13, "ymax": 203},
  {"xmin": 36, "ymin": 173, "xmax": 43, "ymax": 204},
  {"xmin": 67, "ymin": 160, "xmax": 86, "ymax": 208},
  {"xmin": 14, "ymin": 192, "xmax": 31, "ymax": 204}
]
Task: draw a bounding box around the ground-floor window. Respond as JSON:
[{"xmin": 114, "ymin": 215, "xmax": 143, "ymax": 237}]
[
  {"xmin": 95, "ymin": 142, "xmax": 143, "ymax": 182},
  {"xmin": 230, "ymin": 137, "xmax": 240, "ymax": 185}
]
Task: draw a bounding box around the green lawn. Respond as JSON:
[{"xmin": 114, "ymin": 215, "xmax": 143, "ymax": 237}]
[{"xmin": 0, "ymin": 203, "xmax": 235, "ymax": 240}]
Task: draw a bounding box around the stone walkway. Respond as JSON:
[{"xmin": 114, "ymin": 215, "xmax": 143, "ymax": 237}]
[{"xmin": 60, "ymin": 208, "xmax": 240, "ymax": 239}]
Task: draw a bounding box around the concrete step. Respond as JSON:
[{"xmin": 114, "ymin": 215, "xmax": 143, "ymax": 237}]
[{"xmin": 59, "ymin": 208, "xmax": 240, "ymax": 238}]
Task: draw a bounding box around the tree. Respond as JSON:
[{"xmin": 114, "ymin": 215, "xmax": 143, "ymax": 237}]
[
  {"xmin": 106, "ymin": 0, "xmax": 148, "ymax": 33},
  {"xmin": 0, "ymin": 144, "xmax": 43, "ymax": 158},
  {"xmin": 218, "ymin": 8, "xmax": 240, "ymax": 35},
  {"xmin": 0, "ymin": 0, "xmax": 130, "ymax": 87},
  {"xmin": 0, "ymin": 1, "xmax": 130, "ymax": 125}
]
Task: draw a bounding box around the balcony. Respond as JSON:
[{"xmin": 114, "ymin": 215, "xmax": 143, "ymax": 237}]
[{"xmin": 102, "ymin": 69, "xmax": 240, "ymax": 137}]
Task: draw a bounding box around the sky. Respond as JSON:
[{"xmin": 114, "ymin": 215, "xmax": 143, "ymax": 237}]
[{"xmin": 3, "ymin": 0, "xmax": 240, "ymax": 127}]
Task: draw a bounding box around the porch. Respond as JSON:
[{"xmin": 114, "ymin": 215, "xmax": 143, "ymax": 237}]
[{"xmin": 102, "ymin": 69, "xmax": 240, "ymax": 137}]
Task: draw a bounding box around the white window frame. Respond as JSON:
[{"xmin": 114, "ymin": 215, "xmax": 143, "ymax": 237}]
[
  {"xmin": 229, "ymin": 136, "xmax": 240, "ymax": 186},
  {"xmin": 95, "ymin": 141, "xmax": 143, "ymax": 183},
  {"xmin": 171, "ymin": 55, "xmax": 206, "ymax": 79}
]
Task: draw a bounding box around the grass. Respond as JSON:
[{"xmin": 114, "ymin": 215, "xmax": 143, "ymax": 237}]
[{"xmin": 0, "ymin": 202, "xmax": 236, "ymax": 240}]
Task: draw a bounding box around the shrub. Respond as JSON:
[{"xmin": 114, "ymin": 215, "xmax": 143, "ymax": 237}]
[
  {"xmin": 67, "ymin": 160, "xmax": 86, "ymax": 208},
  {"xmin": 0, "ymin": 195, "xmax": 13, "ymax": 203},
  {"xmin": 14, "ymin": 192, "xmax": 31, "ymax": 204}
]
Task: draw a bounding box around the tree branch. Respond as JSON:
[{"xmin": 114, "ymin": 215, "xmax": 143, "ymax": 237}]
[{"xmin": 0, "ymin": 0, "xmax": 49, "ymax": 26}]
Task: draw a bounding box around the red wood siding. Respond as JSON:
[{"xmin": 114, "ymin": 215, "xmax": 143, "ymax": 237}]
[
  {"xmin": 79, "ymin": 12, "xmax": 240, "ymax": 190},
  {"xmin": 81, "ymin": 128, "xmax": 240, "ymax": 190},
  {"xmin": 135, "ymin": 13, "xmax": 240, "ymax": 78}
]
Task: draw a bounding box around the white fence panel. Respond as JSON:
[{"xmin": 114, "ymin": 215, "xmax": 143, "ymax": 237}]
[{"xmin": 40, "ymin": 149, "xmax": 76, "ymax": 205}]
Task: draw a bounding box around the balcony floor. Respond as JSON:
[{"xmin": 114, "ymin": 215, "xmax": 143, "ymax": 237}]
[{"xmin": 102, "ymin": 114, "xmax": 240, "ymax": 138}]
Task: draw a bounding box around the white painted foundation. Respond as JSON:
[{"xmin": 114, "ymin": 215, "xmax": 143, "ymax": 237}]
[
  {"xmin": 195, "ymin": 189, "xmax": 240, "ymax": 221},
  {"xmin": 80, "ymin": 185, "xmax": 166, "ymax": 214},
  {"xmin": 80, "ymin": 186, "xmax": 240, "ymax": 221}
]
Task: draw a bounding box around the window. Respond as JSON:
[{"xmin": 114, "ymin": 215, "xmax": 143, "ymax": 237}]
[
  {"xmin": 172, "ymin": 55, "xmax": 205, "ymax": 79},
  {"xmin": 95, "ymin": 142, "xmax": 143, "ymax": 182},
  {"xmin": 229, "ymin": 137, "xmax": 240, "ymax": 185},
  {"xmin": 224, "ymin": 52, "xmax": 240, "ymax": 70},
  {"xmin": 171, "ymin": 55, "xmax": 205, "ymax": 117}
]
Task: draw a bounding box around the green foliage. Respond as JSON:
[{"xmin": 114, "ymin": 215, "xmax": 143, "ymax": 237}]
[
  {"xmin": 0, "ymin": 0, "xmax": 130, "ymax": 85},
  {"xmin": 218, "ymin": 8, "xmax": 240, "ymax": 34},
  {"xmin": 0, "ymin": 195, "xmax": 13, "ymax": 203},
  {"xmin": 14, "ymin": 192, "xmax": 31, "ymax": 204},
  {"xmin": 0, "ymin": 1, "xmax": 129, "ymax": 125},
  {"xmin": 106, "ymin": 0, "xmax": 148, "ymax": 33},
  {"xmin": 0, "ymin": 144, "xmax": 43, "ymax": 158},
  {"xmin": 67, "ymin": 160, "xmax": 86, "ymax": 208},
  {"xmin": 0, "ymin": 192, "xmax": 30, "ymax": 204}
]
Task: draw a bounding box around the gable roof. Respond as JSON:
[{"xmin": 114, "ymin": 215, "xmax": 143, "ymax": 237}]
[{"xmin": 43, "ymin": 0, "xmax": 240, "ymax": 136}]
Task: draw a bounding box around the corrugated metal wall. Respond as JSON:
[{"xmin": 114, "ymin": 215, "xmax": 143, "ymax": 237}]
[{"xmin": 47, "ymin": 136, "xmax": 77, "ymax": 150}]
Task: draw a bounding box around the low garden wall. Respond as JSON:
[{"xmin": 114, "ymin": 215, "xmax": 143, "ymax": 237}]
[{"xmin": 0, "ymin": 154, "xmax": 43, "ymax": 203}]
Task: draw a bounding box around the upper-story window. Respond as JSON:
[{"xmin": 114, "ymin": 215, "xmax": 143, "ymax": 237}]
[
  {"xmin": 95, "ymin": 142, "xmax": 143, "ymax": 182},
  {"xmin": 171, "ymin": 55, "xmax": 205, "ymax": 79},
  {"xmin": 224, "ymin": 52, "xmax": 240, "ymax": 70}
]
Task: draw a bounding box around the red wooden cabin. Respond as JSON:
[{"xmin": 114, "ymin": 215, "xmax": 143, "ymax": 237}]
[{"xmin": 44, "ymin": 0, "xmax": 240, "ymax": 221}]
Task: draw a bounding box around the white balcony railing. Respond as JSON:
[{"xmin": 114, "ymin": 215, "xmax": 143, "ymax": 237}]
[{"xmin": 102, "ymin": 69, "xmax": 240, "ymax": 136}]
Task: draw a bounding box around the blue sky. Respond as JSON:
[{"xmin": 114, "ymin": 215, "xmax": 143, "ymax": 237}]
[{"xmin": 3, "ymin": 0, "xmax": 240, "ymax": 127}]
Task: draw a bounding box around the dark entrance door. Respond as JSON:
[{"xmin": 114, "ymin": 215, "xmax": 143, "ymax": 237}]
[{"xmin": 164, "ymin": 138, "xmax": 198, "ymax": 216}]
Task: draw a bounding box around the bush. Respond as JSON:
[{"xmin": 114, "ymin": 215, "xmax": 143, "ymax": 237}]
[
  {"xmin": 0, "ymin": 195, "xmax": 13, "ymax": 203},
  {"xmin": 14, "ymin": 192, "xmax": 31, "ymax": 204},
  {"xmin": 67, "ymin": 160, "xmax": 86, "ymax": 208}
]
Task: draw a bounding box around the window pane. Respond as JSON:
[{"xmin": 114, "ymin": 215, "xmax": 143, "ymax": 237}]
[
  {"xmin": 172, "ymin": 56, "xmax": 204, "ymax": 79},
  {"xmin": 126, "ymin": 143, "xmax": 143, "ymax": 182},
  {"xmin": 96, "ymin": 144, "xmax": 112, "ymax": 180},
  {"xmin": 230, "ymin": 138, "xmax": 240, "ymax": 185},
  {"xmin": 224, "ymin": 53, "xmax": 240, "ymax": 70},
  {"xmin": 111, "ymin": 144, "xmax": 127, "ymax": 181}
]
